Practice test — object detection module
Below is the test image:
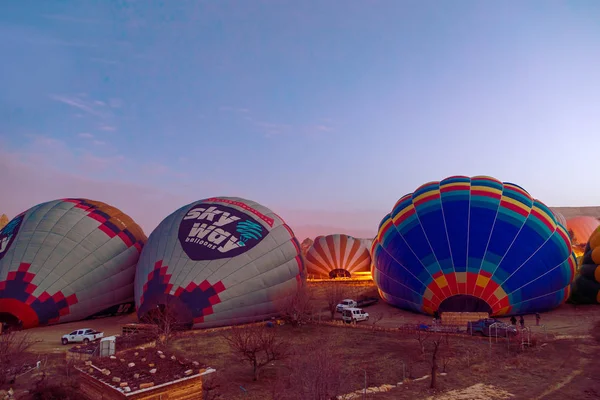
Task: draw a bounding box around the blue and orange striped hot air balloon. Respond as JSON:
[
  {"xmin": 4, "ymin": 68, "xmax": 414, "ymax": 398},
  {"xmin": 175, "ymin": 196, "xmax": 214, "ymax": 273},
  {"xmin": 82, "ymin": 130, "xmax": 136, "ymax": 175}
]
[{"xmin": 371, "ymin": 176, "xmax": 577, "ymax": 317}]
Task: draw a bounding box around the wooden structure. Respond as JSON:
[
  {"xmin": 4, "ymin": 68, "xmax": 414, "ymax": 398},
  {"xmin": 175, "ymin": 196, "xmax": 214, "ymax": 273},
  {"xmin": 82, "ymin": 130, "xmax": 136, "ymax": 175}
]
[
  {"xmin": 440, "ymin": 312, "xmax": 489, "ymax": 326},
  {"xmin": 76, "ymin": 366, "xmax": 215, "ymax": 400},
  {"xmin": 121, "ymin": 323, "xmax": 158, "ymax": 336},
  {"xmin": 67, "ymin": 350, "xmax": 95, "ymax": 363}
]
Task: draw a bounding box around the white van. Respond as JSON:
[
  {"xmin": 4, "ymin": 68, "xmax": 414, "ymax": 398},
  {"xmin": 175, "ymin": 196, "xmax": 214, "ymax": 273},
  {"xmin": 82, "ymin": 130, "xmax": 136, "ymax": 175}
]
[{"xmin": 341, "ymin": 308, "xmax": 369, "ymax": 323}]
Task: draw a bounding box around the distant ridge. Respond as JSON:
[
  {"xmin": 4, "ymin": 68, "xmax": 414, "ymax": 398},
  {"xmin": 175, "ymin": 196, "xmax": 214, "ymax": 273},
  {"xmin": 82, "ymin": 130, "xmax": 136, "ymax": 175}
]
[{"xmin": 549, "ymin": 207, "xmax": 600, "ymax": 220}]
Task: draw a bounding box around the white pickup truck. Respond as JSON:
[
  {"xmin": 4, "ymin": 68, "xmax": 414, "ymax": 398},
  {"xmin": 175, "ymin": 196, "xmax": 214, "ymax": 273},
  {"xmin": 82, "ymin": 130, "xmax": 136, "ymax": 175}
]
[
  {"xmin": 61, "ymin": 328, "xmax": 104, "ymax": 345},
  {"xmin": 336, "ymin": 296, "xmax": 379, "ymax": 312}
]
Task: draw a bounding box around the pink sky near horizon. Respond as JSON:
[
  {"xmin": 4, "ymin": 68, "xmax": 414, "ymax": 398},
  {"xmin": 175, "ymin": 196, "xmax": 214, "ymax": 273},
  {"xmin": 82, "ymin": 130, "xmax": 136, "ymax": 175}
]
[
  {"xmin": 0, "ymin": 139, "xmax": 383, "ymax": 241},
  {"xmin": 2, "ymin": 136, "xmax": 599, "ymax": 242}
]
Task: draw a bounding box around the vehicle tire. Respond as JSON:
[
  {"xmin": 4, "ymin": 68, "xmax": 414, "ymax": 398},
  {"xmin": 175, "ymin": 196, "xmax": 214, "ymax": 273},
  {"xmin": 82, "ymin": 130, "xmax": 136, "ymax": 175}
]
[
  {"xmin": 366, "ymin": 316, "xmax": 369, "ymax": 321},
  {"xmin": 83, "ymin": 338, "xmax": 90, "ymax": 344},
  {"xmin": 61, "ymin": 338, "xmax": 68, "ymax": 345}
]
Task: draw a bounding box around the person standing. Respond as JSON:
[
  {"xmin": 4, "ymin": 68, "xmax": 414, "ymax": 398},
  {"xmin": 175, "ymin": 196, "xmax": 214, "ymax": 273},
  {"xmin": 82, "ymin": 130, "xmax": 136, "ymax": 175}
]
[
  {"xmin": 519, "ymin": 315, "xmax": 525, "ymax": 328},
  {"xmin": 535, "ymin": 313, "xmax": 540, "ymax": 326},
  {"xmin": 510, "ymin": 316, "xmax": 517, "ymax": 326}
]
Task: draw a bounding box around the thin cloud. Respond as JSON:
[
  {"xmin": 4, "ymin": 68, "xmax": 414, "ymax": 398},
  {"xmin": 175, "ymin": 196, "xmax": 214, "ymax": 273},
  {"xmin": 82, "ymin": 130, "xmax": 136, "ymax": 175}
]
[
  {"xmin": 99, "ymin": 125, "xmax": 117, "ymax": 132},
  {"xmin": 92, "ymin": 140, "xmax": 106, "ymax": 146},
  {"xmin": 78, "ymin": 133, "xmax": 94, "ymax": 139},
  {"xmin": 50, "ymin": 94, "xmax": 105, "ymax": 118}
]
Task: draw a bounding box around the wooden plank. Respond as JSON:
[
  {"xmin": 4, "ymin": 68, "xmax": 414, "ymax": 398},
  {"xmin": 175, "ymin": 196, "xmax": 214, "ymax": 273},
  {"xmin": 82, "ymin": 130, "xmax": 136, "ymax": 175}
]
[
  {"xmin": 77, "ymin": 368, "xmax": 204, "ymax": 400},
  {"xmin": 441, "ymin": 312, "xmax": 489, "ymax": 326}
]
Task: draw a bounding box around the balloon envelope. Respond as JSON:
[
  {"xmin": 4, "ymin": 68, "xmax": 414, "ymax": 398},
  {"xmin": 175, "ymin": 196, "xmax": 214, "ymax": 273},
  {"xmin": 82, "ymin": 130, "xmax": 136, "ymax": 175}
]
[
  {"xmin": 551, "ymin": 210, "xmax": 567, "ymax": 229},
  {"xmin": 305, "ymin": 234, "xmax": 371, "ymax": 279},
  {"xmin": 0, "ymin": 199, "xmax": 146, "ymax": 329},
  {"xmin": 566, "ymin": 216, "xmax": 600, "ymax": 256},
  {"xmin": 134, "ymin": 197, "xmax": 304, "ymax": 328},
  {"xmin": 569, "ymin": 226, "xmax": 600, "ymax": 304},
  {"xmin": 372, "ymin": 176, "xmax": 576, "ymax": 316}
]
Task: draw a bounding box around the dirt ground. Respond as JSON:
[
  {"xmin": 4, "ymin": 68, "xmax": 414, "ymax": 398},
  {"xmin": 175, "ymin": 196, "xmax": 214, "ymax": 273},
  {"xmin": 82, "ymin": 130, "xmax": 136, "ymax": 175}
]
[
  {"xmin": 3, "ymin": 282, "xmax": 600, "ymax": 399},
  {"xmin": 17, "ymin": 313, "xmax": 138, "ymax": 354}
]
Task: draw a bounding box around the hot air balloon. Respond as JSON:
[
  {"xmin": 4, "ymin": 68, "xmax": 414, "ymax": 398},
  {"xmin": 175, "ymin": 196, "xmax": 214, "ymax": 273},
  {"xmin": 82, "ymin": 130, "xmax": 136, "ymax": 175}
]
[
  {"xmin": 0, "ymin": 199, "xmax": 146, "ymax": 329},
  {"xmin": 305, "ymin": 234, "xmax": 371, "ymax": 279},
  {"xmin": 566, "ymin": 216, "xmax": 600, "ymax": 257},
  {"xmin": 569, "ymin": 226, "xmax": 600, "ymax": 304},
  {"xmin": 134, "ymin": 197, "xmax": 304, "ymax": 328},
  {"xmin": 372, "ymin": 176, "xmax": 576, "ymax": 317},
  {"xmin": 551, "ymin": 210, "xmax": 567, "ymax": 229}
]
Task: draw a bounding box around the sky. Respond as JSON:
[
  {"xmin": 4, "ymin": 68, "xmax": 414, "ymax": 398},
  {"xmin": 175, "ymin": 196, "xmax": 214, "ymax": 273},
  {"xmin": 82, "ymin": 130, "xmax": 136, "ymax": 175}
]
[{"xmin": 1, "ymin": 0, "xmax": 600, "ymax": 240}]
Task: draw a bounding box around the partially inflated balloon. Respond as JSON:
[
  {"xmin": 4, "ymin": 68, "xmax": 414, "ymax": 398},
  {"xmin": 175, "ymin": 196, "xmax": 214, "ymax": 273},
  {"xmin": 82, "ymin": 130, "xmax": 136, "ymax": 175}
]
[
  {"xmin": 372, "ymin": 176, "xmax": 576, "ymax": 316},
  {"xmin": 134, "ymin": 197, "xmax": 304, "ymax": 328},
  {"xmin": 551, "ymin": 210, "xmax": 567, "ymax": 229},
  {"xmin": 305, "ymin": 234, "xmax": 371, "ymax": 278},
  {"xmin": 569, "ymin": 226, "xmax": 600, "ymax": 304},
  {"xmin": 0, "ymin": 199, "xmax": 146, "ymax": 329},
  {"xmin": 566, "ymin": 216, "xmax": 600, "ymax": 257}
]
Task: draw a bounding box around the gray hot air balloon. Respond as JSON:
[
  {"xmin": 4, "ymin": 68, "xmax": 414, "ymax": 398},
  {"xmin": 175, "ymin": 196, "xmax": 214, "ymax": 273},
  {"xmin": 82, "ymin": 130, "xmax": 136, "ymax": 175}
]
[
  {"xmin": 134, "ymin": 197, "xmax": 305, "ymax": 328},
  {"xmin": 0, "ymin": 199, "xmax": 146, "ymax": 329}
]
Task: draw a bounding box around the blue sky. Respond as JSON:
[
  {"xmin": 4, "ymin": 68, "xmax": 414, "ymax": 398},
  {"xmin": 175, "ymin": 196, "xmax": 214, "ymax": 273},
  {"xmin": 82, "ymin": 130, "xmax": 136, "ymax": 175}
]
[{"xmin": 1, "ymin": 0, "xmax": 600, "ymax": 238}]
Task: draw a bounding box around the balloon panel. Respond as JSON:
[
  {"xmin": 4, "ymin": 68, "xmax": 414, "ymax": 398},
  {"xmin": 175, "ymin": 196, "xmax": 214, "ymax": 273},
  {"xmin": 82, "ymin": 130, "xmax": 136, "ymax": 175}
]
[
  {"xmin": 373, "ymin": 176, "xmax": 575, "ymax": 316},
  {"xmin": 135, "ymin": 197, "xmax": 304, "ymax": 328},
  {"xmin": 0, "ymin": 199, "xmax": 146, "ymax": 328}
]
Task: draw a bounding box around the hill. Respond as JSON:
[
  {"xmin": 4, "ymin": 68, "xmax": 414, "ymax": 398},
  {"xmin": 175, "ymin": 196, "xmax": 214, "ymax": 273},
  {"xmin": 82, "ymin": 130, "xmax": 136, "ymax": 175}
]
[{"xmin": 550, "ymin": 206, "xmax": 600, "ymax": 220}]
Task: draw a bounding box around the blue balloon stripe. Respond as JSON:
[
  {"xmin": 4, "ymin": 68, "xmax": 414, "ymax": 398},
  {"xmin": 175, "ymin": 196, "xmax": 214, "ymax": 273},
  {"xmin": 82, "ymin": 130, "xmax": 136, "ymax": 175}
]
[
  {"xmin": 500, "ymin": 231, "xmax": 567, "ymax": 292},
  {"xmin": 509, "ymin": 288, "xmax": 566, "ymax": 315},
  {"xmin": 415, "ymin": 208, "xmax": 453, "ymax": 276},
  {"xmin": 493, "ymin": 224, "xmax": 550, "ymax": 282},
  {"xmin": 373, "ymin": 238, "xmax": 430, "ymax": 292},
  {"xmin": 375, "ymin": 268, "xmax": 427, "ymax": 306},
  {"xmin": 441, "ymin": 197, "xmax": 469, "ymax": 272}
]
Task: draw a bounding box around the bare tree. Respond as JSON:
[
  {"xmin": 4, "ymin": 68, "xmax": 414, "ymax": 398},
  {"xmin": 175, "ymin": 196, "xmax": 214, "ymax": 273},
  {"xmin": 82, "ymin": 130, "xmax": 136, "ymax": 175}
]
[
  {"xmin": 142, "ymin": 301, "xmax": 181, "ymax": 346},
  {"xmin": 0, "ymin": 331, "xmax": 34, "ymax": 385},
  {"xmin": 440, "ymin": 334, "xmax": 454, "ymax": 373},
  {"xmin": 224, "ymin": 324, "xmax": 289, "ymax": 381},
  {"xmin": 273, "ymin": 333, "xmax": 350, "ymax": 400},
  {"xmin": 430, "ymin": 336, "xmax": 441, "ymax": 389},
  {"xmin": 324, "ymin": 284, "xmax": 350, "ymax": 320},
  {"xmin": 415, "ymin": 330, "xmax": 430, "ymax": 355},
  {"xmin": 279, "ymin": 286, "xmax": 314, "ymax": 327},
  {"xmin": 428, "ymin": 334, "xmax": 451, "ymax": 389}
]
